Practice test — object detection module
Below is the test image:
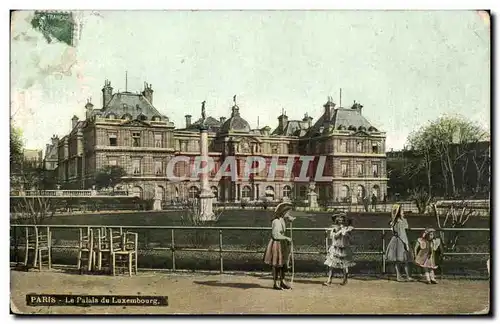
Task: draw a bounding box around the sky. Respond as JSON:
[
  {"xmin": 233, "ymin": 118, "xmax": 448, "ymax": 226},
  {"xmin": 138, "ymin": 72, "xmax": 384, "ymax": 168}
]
[{"xmin": 10, "ymin": 10, "xmax": 490, "ymax": 153}]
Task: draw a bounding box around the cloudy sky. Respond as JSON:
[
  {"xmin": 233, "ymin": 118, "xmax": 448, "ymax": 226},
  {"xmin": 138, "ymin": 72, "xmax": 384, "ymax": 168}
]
[{"xmin": 11, "ymin": 10, "xmax": 490, "ymax": 152}]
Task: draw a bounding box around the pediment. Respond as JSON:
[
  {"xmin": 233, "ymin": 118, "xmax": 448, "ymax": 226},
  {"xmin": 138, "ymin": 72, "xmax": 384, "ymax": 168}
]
[
  {"xmin": 121, "ymin": 119, "xmax": 150, "ymax": 127},
  {"xmin": 353, "ymin": 130, "xmax": 370, "ymax": 136}
]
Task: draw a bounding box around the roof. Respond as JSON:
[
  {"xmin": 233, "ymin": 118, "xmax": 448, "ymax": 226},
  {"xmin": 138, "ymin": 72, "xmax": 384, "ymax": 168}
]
[
  {"xmin": 306, "ymin": 101, "xmax": 377, "ymax": 137},
  {"xmin": 182, "ymin": 116, "xmax": 223, "ymax": 133},
  {"xmin": 218, "ymin": 105, "xmax": 251, "ymax": 134},
  {"xmin": 94, "ymin": 92, "xmax": 166, "ymax": 120},
  {"xmin": 272, "ymin": 119, "xmax": 309, "ymax": 136}
]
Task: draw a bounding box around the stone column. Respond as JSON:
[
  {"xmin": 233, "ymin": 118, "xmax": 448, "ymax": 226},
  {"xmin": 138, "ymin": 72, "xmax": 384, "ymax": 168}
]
[{"xmin": 198, "ymin": 126, "xmax": 215, "ymax": 221}]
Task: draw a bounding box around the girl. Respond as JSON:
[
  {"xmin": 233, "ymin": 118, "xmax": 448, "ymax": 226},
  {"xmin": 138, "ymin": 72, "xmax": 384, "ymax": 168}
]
[
  {"xmin": 323, "ymin": 212, "xmax": 355, "ymax": 286},
  {"xmin": 385, "ymin": 204, "xmax": 414, "ymax": 282},
  {"xmin": 414, "ymin": 228, "xmax": 443, "ymax": 284},
  {"xmin": 263, "ymin": 202, "xmax": 295, "ymax": 290}
]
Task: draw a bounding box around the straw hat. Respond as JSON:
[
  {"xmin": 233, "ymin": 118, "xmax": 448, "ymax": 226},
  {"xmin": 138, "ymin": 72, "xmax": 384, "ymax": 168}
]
[
  {"xmin": 421, "ymin": 227, "xmax": 436, "ymax": 238},
  {"xmin": 274, "ymin": 202, "xmax": 293, "ymax": 218},
  {"xmin": 332, "ymin": 210, "xmax": 348, "ymax": 225},
  {"xmin": 390, "ymin": 204, "xmax": 402, "ymax": 222}
]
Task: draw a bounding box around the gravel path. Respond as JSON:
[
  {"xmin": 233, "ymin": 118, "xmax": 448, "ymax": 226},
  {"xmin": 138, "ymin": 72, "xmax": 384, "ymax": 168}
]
[{"xmin": 11, "ymin": 270, "xmax": 490, "ymax": 315}]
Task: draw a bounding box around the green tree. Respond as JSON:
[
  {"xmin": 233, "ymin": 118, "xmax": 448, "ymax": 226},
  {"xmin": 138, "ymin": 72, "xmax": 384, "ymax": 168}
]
[
  {"xmin": 407, "ymin": 115, "xmax": 489, "ymax": 198},
  {"xmin": 94, "ymin": 165, "xmax": 127, "ymax": 192}
]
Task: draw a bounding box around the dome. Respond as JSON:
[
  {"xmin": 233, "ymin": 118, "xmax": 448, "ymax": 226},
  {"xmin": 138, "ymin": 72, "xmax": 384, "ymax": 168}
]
[
  {"xmin": 219, "ymin": 115, "xmax": 251, "ymax": 133},
  {"xmin": 219, "ymin": 104, "xmax": 251, "ymax": 133}
]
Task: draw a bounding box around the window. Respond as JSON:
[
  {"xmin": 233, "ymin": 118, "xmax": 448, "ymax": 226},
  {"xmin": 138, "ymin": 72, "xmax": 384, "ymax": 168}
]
[
  {"xmin": 154, "ymin": 160, "xmax": 163, "ymax": 175},
  {"xmin": 356, "ymin": 141, "xmax": 363, "ymax": 152},
  {"xmin": 340, "ymin": 185, "xmax": 349, "ymax": 202},
  {"xmin": 132, "ymin": 132, "xmax": 141, "ymax": 147},
  {"xmin": 242, "ymin": 186, "xmax": 252, "ymax": 199},
  {"xmin": 108, "ymin": 158, "xmax": 117, "ymax": 166},
  {"xmin": 283, "ymin": 185, "xmax": 292, "ymax": 198},
  {"xmin": 154, "ymin": 133, "xmax": 162, "ymax": 148},
  {"xmin": 340, "ymin": 141, "xmax": 347, "ymax": 152},
  {"xmin": 372, "ymin": 164, "xmax": 379, "ymax": 177},
  {"xmin": 107, "ymin": 113, "xmax": 116, "ymax": 119},
  {"xmin": 108, "ymin": 132, "xmax": 117, "ymax": 146},
  {"xmin": 188, "ymin": 186, "xmax": 199, "ymax": 199},
  {"xmin": 357, "ymin": 163, "xmax": 364, "ymax": 177},
  {"xmin": 299, "ymin": 185, "xmax": 307, "ymax": 198},
  {"xmin": 341, "ymin": 163, "xmax": 348, "ymax": 177},
  {"xmin": 372, "ymin": 142, "xmax": 380, "ymax": 154},
  {"xmin": 132, "ymin": 158, "xmax": 141, "ymax": 175}
]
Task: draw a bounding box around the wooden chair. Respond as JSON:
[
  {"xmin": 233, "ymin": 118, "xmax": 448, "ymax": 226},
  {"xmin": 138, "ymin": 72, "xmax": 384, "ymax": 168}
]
[
  {"xmin": 93, "ymin": 227, "xmax": 123, "ymax": 271},
  {"xmin": 76, "ymin": 227, "xmax": 94, "ymax": 273},
  {"xmin": 109, "ymin": 228, "xmax": 137, "ymax": 276},
  {"xmin": 24, "ymin": 227, "xmax": 52, "ymax": 271}
]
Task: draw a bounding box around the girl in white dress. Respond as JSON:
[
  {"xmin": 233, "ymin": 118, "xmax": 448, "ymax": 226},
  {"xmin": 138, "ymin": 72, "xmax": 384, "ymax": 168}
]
[{"xmin": 324, "ymin": 213, "xmax": 355, "ymax": 286}]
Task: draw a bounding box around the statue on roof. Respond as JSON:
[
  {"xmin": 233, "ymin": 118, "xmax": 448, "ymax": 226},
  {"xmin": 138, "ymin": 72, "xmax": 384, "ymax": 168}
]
[
  {"xmin": 201, "ymin": 101, "xmax": 206, "ymax": 120},
  {"xmin": 233, "ymin": 95, "xmax": 237, "ymax": 105}
]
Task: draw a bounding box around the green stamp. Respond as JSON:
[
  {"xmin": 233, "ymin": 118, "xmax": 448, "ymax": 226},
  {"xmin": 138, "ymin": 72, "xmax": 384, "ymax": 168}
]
[{"xmin": 31, "ymin": 11, "xmax": 75, "ymax": 46}]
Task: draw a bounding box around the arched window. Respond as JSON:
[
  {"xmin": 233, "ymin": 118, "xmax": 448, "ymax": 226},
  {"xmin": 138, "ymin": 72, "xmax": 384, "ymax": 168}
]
[
  {"xmin": 188, "ymin": 186, "xmax": 199, "ymax": 199},
  {"xmin": 107, "ymin": 113, "xmax": 116, "ymax": 119},
  {"xmin": 357, "ymin": 185, "xmax": 365, "ymax": 199},
  {"xmin": 152, "ymin": 116, "xmax": 162, "ymax": 121},
  {"xmin": 130, "ymin": 186, "xmax": 143, "ymax": 199},
  {"xmin": 282, "ymin": 185, "xmax": 292, "ymax": 198},
  {"xmin": 138, "ymin": 114, "xmax": 147, "ymax": 121},
  {"xmin": 122, "ymin": 114, "xmax": 132, "ymax": 120},
  {"xmin": 372, "ymin": 185, "xmax": 380, "ymax": 198},
  {"xmin": 242, "ymin": 186, "xmax": 252, "ymax": 199}
]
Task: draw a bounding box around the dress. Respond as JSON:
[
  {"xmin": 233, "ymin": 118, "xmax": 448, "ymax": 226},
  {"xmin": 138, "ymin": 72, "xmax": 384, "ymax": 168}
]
[
  {"xmin": 263, "ymin": 218, "xmax": 291, "ymax": 268},
  {"xmin": 414, "ymin": 238, "xmax": 442, "ymax": 269},
  {"xmin": 324, "ymin": 225, "xmax": 356, "ymax": 269},
  {"xmin": 386, "ymin": 218, "xmax": 412, "ymax": 262}
]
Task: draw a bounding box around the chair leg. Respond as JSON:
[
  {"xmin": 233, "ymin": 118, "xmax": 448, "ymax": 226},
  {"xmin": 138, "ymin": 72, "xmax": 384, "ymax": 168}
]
[
  {"xmin": 135, "ymin": 250, "xmax": 138, "ymax": 274},
  {"xmin": 48, "ymin": 248, "xmax": 52, "ymax": 270},
  {"xmin": 38, "ymin": 249, "xmax": 42, "ymax": 271},
  {"xmin": 24, "ymin": 247, "xmax": 29, "ymax": 267},
  {"xmin": 33, "ymin": 247, "xmax": 39, "ymax": 269},
  {"xmin": 77, "ymin": 249, "xmax": 82, "ymax": 270},
  {"xmin": 112, "ymin": 254, "xmax": 116, "ymax": 276},
  {"xmin": 128, "ymin": 254, "xmax": 132, "ymax": 276},
  {"xmin": 98, "ymin": 252, "xmax": 102, "ymax": 271}
]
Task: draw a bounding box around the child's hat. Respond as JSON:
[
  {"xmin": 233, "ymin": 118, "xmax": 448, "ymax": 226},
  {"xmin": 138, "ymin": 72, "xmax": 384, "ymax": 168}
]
[{"xmin": 421, "ymin": 227, "xmax": 436, "ymax": 238}]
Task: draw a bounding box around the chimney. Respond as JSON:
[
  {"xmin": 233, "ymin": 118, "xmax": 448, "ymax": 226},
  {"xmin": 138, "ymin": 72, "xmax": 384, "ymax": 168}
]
[
  {"xmin": 351, "ymin": 100, "xmax": 363, "ymax": 114},
  {"xmin": 46, "ymin": 144, "xmax": 50, "ymax": 155},
  {"xmin": 303, "ymin": 113, "xmax": 313, "ymax": 128},
  {"xmin": 71, "ymin": 115, "xmax": 79, "ymax": 129},
  {"xmin": 185, "ymin": 114, "xmax": 192, "ymax": 128},
  {"xmin": 85, "ymin": 98, "xmax": 94, "ymax": 120},
  {"xmin": 323, "ymin": 97, "xmax": 335, "ymax": 121},
  {"xmin": 142, "ymin": 82, "xmax": 153, "ymax": 104},
  {"xmin": 278, "ymin": 110, "xmax": 288, "ymax": 131},
  {"xmin": 220, "ymin": 117, "xmax": 227, "ymax": 123},
  {"xmin": 102, "ymin": 79, "xmax": 113, "ymax": 108}
]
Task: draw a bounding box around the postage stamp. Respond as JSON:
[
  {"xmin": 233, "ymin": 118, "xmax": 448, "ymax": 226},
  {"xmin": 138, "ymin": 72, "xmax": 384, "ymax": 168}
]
[
  {"xmin": 9, "ymin": 10, "xmax": 491, "ymax": 316},
  {"xmin": 30, "ymin": 10, "xmax": 76, "ymax": 46}
]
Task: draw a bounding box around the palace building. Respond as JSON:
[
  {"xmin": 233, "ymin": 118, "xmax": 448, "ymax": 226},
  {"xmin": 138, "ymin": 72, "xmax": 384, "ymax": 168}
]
[{"xmin": 53, "ymin": 80, "xmax": 388, "ymax": 204}]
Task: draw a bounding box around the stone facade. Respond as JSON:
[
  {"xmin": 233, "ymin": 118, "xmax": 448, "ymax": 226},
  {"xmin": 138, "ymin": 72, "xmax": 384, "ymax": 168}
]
[{"xmin": 54, "ymin": 81, "xmax": 388, "ymax": 203}]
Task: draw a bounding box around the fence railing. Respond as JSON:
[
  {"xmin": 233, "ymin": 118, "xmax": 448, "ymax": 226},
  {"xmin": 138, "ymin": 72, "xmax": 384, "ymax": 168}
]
[{"xmin": 9, "ymin": 224, "xmax": 490, "ymax": 276}]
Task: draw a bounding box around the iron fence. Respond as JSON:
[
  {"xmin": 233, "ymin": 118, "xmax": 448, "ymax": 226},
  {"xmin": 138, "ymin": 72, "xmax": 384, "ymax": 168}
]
[{"xmin": 10, "ymin": 224, "xmax": 490, "ymax": 276}]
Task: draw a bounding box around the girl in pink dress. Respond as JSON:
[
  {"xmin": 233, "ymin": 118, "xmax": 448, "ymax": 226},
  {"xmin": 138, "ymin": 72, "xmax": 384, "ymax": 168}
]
[{"xmin": 414, "ymin": 228, "xmax": 444, "ymax": 284}]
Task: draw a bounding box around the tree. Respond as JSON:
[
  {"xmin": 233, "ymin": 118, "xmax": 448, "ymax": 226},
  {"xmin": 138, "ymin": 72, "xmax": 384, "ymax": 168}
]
[
  {"xmin": 406, "ymin": 116, "xmax": 489, "ymax": 199},
  {"xmin": 94, "ymin": 165, "xmax": 127, "ymax": 192}
]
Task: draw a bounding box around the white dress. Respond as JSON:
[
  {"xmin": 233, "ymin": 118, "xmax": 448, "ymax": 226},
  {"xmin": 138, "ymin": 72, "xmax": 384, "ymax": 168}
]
[{"xmin": 324, "ymin": 225, "xmax": 356, "ymax": 269}]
